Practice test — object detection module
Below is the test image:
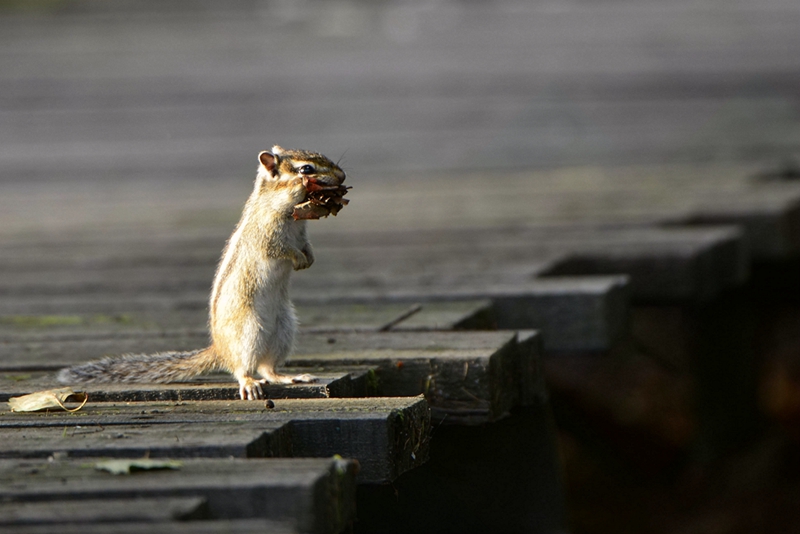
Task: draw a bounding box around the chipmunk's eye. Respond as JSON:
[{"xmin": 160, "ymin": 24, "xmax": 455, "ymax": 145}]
[{"xmin": 298, "ymin": 165, "xmax": 315, "ymax": 175}]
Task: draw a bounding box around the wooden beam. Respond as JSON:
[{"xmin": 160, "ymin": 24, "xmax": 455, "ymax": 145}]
[
  {"xmin": 0, "ymin": 519, "xmax": 299, "ymax": 534},
  {"xmin": 0, "ymin": 497, "xmax": 210, "ymax": 524},
  {"xmin": 0, "ymin": 397, "xmax": 428, "ymax": 484},
  {"xmin": 0, "ymin": 457, "xmax": 357, "ymax": 534},
  {"xmin": 291, "ymin": 330, "xmax": 545, "ymax": 423},
  {"xmin": 1, "ymin": 331, "xmax": 543, "ymax": 424},
  {"xmin": 0, "ymin": 368, "xmax": 372, "ymax": 402}
]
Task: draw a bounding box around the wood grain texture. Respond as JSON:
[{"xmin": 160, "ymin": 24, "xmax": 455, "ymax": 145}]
[
  {"xmin": 0, "ymin": 519, "xmax": 299, "ymax": 534},
  {"xmin": 0, "ymin": 457, "xmax": 357, "ymax": 534},
  {"xmin": 0, "ymin": 368, "xmax": 369, "ymax": 402},
  {"xmin": 290, "ymin": 331, "xmax": 545, "ymax": 423},
  {"xmin": 0, "ymin": 497, "xmax": 210, "ymax": 525},
  {"xmin": 0, "ymin": 397, "xmax": 429, "ymax": 483},
  {"xmin": 0, "ymin": 330, "xmax": 543, "ymax": 423}
]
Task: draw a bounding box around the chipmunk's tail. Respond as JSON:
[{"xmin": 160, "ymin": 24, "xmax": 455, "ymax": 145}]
[{"xmin": 56, "ymin": 346, "xmax": 219, "ymax": 384}]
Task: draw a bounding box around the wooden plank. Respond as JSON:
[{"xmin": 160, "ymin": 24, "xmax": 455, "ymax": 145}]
[
  {"xmin": 300, "ymin": 300, "xmax": 496, "ymax": 332},
  {"xmin": 0, "ymin": 224, "xmax": 746, "ymax": 303},
  {"xmin": 0, "ymin": 277, "xmax": 625, "ymax": 351},
  {"xmin": 0, "ymin": 292, "xmax": 211, "ymax": 316},
  {"xmin": 0, "ymin": 368, "xmax": 371, "ymax": 402},
  {"xmin": 301, "ymin": 225, "xmax": 749, "ymax": 303},
  {"xmin": 0, "ymin": 332, "xmax": 211, "ymax": 371},
  {"xmin": 0, "ymin": 519, "xmax": 299, "ymax": 534},
  {"xmin": 536, "ymin": 226, "xmax": 748, "ymax": 303},
  {"xmin": 0, "ymin": 497, "xmax": 210, "ymax": 524},
  {"xmin": 0, "ymin": 223, "xmax": 750, "ymax": 346},
  {"xmin": 0, "ymin": 330, "xmax": 543, "ymax": 423},
  {"xmin": 304, "ymin": 167, "xmax": 800, "ymax": 261},
  {"xmin": 0, "ymin": 397, "xmax": 429, "ymax": 483},
  {"xmin": 0, "ymin": 422, "xmax": 284, "ymax": 460},
  {"xmin": 264, "ymin": 397, "xmax": 429, "ymax": 482},
  {"xmin": 0, "ymin": 457, "xmax": 357, "ymax": 534},
  {"xmin": 0, "ymin": 301, "xmax": 493, "ymax": 337},
  {"xmin": 0, "ymin": 309, "xmax": 208, "ymax": 336},
  {"xmin": 385, "ymin": 300, "xmax": 495, "ymax": 331},
  {"xmin": 310, "ymin": 276, "xmax": 629, "ymax": 352},
  {"xmin": 0, "ymin": 163, "xmax": 797, "ymax": 273},
  {"xmin": 290, "ymin": 331, "xmax": 544, "ymax": 424},
  {"xmin": 676, "ymin": 194, "xmax": 800, "ymax": 259}
]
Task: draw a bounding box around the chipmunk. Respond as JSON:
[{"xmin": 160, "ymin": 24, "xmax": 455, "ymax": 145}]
[{"xmin": 57, "ymin": 146, "xmax": 348, "ymax": 400}]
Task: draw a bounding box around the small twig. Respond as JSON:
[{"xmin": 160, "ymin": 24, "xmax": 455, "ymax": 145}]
[{"xmin": 378, "ymin": 304, "xmax": 423, "ymax": 332}]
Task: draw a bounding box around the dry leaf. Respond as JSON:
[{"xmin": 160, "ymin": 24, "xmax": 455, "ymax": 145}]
[
  {"xmin": 95, "ymin": 459, "xmax": 183, "ymax": 475},
  {"xmin": 8, "ymin": 387, "xmax": 88, "ymax": 413},
  {"xmin": 292, "ymin": 176, "xmax": 351, "ymax": 220}
]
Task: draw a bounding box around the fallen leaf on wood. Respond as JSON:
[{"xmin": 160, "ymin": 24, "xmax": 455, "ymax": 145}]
[
  {"xmin": 95, "ymin": 459, "xmax": 183, "ymax": 475},
  {"xmin": 8, "ymin": 387, "xmax": 88, "ymax": 413}
]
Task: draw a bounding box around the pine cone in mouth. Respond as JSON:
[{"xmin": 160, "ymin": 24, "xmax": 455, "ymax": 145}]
[{"xmin": 292, "ymin": 176, "xmax": 351, "ymax": 220}]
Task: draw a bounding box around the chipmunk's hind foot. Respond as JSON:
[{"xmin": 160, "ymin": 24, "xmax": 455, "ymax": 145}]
[
  {"xmin": 256, "ymin": 371, "xmax": 318, "ymax": 386},
  {"xmin": 290, "ymin": 373, "xmax": 317, "ymax": 384}
]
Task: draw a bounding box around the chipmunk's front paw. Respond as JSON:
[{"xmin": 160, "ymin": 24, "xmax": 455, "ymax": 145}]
[
  {"xmin": 292, "ymin": 251, "xmax": 314, "ymax": 271},
  {"xmin": 238, "ymin": 377, "xmax": 264, "ymax": 400}
]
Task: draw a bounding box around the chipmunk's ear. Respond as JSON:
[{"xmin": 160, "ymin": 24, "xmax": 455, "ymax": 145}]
[{"xmin": 258, "ymin": 150, "xmax": 279, "ymax": 178}]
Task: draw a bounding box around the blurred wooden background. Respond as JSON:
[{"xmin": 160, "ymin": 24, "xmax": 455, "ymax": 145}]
[{"xmin": 1, "ymin": 0, "xmax": 799, "ymax": 238}]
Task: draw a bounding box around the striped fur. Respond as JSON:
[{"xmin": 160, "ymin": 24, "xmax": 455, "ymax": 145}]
[
  {"xmin": 57, "ymin": 146, "xmax": 345, "ymax": 399},
  {"xmin": 56, "ymin": 348, "xmax": 218, "ymax": 384}
]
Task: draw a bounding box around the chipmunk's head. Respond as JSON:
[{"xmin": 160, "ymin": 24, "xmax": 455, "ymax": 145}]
[
  {"xmin": 256, "ymin": 146, "xmax": 347, "ymax": 217},
  {"xmin": 258, "ymin": 145, "xmax": 345, "ymax": 187}
]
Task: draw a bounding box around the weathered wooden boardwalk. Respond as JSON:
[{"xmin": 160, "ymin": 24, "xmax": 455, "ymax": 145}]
[{"xmin": 2, "ymin": 1, "xmax": 800, "ymax": 533}]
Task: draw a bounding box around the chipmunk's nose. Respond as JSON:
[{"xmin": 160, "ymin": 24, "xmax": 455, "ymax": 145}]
[{"xmin": 315, "ymin": 168, "xmax": 346, "ymax": 186}]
